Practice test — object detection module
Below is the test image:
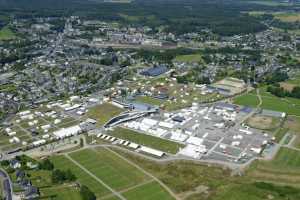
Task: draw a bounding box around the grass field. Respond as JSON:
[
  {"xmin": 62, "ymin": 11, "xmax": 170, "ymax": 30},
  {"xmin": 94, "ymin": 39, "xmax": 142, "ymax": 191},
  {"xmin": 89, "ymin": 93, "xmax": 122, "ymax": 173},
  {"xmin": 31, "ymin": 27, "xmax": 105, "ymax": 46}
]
[
  {"xmin": 86, "ymin": 103, "xmax": 124, "ymax": 126},
  {"xmin": 274, "ymin": 12, "xmax": 300, "ymax": 22},
  {"xmin": 0, "ymin": 26, "xmax": 15, "ymax": 40},
  {"xmin": 246, "ymin": 114, "xmax": 281, "ymax": 131},
  {"xmin": 233, "ymin": 87, "xmax": 300, "ymax": 116},
  {"xmin": 113, "ymin": 147, "xmax": 300, "ymax": 200},
  {"xmin": 233, "ymin": 93, "xmax": 259, "ymax": 107},
  {"xmin": 50, "ymin": 155, "xmax": 111, "ymax": 197},
  {"xmin": 69, "ymin": 148, "xmax": 149, "ymax": 190},
  {"xmin": 174, "ymin": 54, "xmax": 204, "ymax": 63},
  {"xmin": 135, "ymin": 96, "xmax": 163, "ymax": 106},
  {"xmin": 40, "ymin": 186, "xmax": 82, "ymax": 200},
  {"xmin": 247, "ymin": 147, "xmax": 300, "ymax": 185},
  {"xmin": 109, "ymin": 127, "xmax": 184, "ymax": 154},
  {"xmin": 123, "ymin": 181, "xmax": 174, "ymax": 200}
]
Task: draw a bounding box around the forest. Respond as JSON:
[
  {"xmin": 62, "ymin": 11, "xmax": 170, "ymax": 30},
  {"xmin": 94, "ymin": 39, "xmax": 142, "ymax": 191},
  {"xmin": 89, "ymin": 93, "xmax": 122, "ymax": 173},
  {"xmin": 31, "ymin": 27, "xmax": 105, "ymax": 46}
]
[{"xmin": 0, "ymin": 0, "xmax": 287, "ymax": 36}]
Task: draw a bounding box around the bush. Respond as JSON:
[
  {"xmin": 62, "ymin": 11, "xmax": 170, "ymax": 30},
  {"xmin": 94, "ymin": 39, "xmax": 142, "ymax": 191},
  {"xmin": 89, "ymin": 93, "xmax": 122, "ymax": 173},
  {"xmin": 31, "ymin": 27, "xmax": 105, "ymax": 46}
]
[{"xmin": 80, "ymin": 185, "xmax": 96, "ymax": 200}]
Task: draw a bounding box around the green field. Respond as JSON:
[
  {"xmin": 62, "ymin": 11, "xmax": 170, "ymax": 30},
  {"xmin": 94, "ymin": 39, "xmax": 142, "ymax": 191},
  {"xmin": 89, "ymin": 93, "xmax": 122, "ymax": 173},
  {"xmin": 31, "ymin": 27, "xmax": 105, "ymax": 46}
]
[
  {"xmin": 50, "ymin": 155, "xmax": 110, "ymax": 197},
  {"xmin": 233, "ymin": 93, "xmax": 260, "ymax": 108},
  {"xmin": 113, "ymin": 147, "xmax": 300, "ymax": 200},
  {"xmin": 109, "ymin": 127, "xmax": 184, "ymax": 154},
  {"xmin": 234, "ymin": 87, "xmax": 300, "ymax": 116},
  {"xmin": 247, "ymin": 147, "xmax": 300, "ymax": 185},
  {"xmin": 86, "ymin": 103, "xmax": 124, "ymax": 126},
  {"xmin": 0, "ymin": 26, "xmax": 15, "ymax": 40},
  {"xmin": 135, "ymin": 96, "xmax": 163, "ymax": 106},
  {"xmin": 69, "ymin": 148, "xmax": 149, "ymax": 190},
  {"xmin": 174, "ymin": 54, "xmax": 203, "ymax": 63},
  {"xmin": 40, "ymin": 186, "xmax": 82, "ymax": 200},
  {"xmin": 123, "ymin": 181, "xmax": 174, "ymax": 200}
]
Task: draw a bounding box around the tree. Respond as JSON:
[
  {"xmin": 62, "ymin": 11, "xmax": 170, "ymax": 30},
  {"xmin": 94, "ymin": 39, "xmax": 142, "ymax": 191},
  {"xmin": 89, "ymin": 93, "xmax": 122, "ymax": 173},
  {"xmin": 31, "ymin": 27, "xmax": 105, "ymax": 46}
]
[
  {"xmin": 65, "ymin": 169, "xmax": 76, "ymax": 182},
  {"xmin": 51, "ymin": 169, "xmax": 65, "ymax": 184},
  {"xmin": 39, "ymin": 159, "xmax": 54, "ymax": 171},
  {"xmin": 80, "ymin": 185, "xmax": 96, "ymax": 200}
]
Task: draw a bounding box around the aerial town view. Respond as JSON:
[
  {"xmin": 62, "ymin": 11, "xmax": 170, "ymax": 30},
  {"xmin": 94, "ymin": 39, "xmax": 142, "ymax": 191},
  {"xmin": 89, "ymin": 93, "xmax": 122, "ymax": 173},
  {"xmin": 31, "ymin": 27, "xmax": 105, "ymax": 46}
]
[{"xmin": 0, "ymin": 0, "xmax": 300, "ymax": 199}]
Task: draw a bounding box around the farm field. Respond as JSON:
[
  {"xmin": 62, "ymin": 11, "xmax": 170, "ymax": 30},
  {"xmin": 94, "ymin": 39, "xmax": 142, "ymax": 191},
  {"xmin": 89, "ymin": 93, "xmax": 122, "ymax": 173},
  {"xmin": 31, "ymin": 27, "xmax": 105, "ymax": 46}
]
[
  {"xmin": 69, "ymin": 148, "xmax": 150, "ymax": 190},
  {"xmin": 109, "ymin": 127, "xmax": 184, "ymax": 154},
  {"xmin": 86, "ymin": 103, "xmax": 124, "ymax": 126},
  {"xmin": 50, "ymin": 155, "xmax": 111, "ymax": 197}
]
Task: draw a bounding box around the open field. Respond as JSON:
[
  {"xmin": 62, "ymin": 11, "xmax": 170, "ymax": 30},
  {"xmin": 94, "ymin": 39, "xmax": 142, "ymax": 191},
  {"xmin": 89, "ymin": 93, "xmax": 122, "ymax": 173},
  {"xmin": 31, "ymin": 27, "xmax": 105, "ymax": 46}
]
[
  {"xmin": 40, "ymin": 185, "xmax": 82, "ymax": 200},
  {"xmin": 123, "ymin": 181, "xmax": 174, "ymax": 200},
  {"xmin": 86, "ymin": 103, "xmax": 124, "ymax": 126},
  {"xmin": 284, "ymin": 116, "xmax": 300, "ymax": 148},
  {"xmin": 273, "ymin": 127, "xmax": 289, "ymax": 143},
  {"xmin": 69, "ymin": 148, "xmax": 150, "ymax": 190},
  {"xmin": 50, "ymin": 155, "xmax": 111, "ymax": 197},
  {"xmin": 234, "ymin": 87, "xmax": 300, "ymax": 116},
  {"xmin": 274, "ymin": 12, "xmax": 300, "ymax": 22},
  {"xmin": 174, "ymin": 54, "xmax": 203, "ymax": 63},
  {"xmin": 247, "ymin": 147, "xmax": 300, "ymax": 185},
  {"xmin": 0, "ymin": 26, "xmax": 15, "ymax": 40},
  {"xmin": 135, "ymin": 96, "xmax": 163, "ymax": 106},
  {"xmin": 112, "ymin": 148, "xmax": 300, "ymax": 200},
  {"xmin": 233, "ymin": 93, "xmax": 259, "ymax": 107},
  {"xmin": 109, "ymin": 127, "xmax": 184, "ymax": 154},
  {"xmin": 246, "ymin": 114, "xmax": 281, "ymax": 131}
]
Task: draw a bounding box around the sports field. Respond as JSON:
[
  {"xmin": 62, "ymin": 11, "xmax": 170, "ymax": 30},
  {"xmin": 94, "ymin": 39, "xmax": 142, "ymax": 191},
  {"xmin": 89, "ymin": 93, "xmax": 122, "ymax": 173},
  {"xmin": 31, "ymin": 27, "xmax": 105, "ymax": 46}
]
[
  {"xmin": 109, "ymin": 127, "xmax": 184, "ymax": 154},
  {"xmin": 86, "ymin": 103, "xmax": 124, "ymax": 126}
]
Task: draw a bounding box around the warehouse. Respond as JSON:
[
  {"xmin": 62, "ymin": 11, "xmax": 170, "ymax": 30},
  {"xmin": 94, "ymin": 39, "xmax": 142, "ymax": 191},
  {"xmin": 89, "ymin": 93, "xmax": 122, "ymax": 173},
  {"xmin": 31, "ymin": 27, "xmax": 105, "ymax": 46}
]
[{"xmin": 53, "ymin": 125, "xmax": 82, "ymax": 139}]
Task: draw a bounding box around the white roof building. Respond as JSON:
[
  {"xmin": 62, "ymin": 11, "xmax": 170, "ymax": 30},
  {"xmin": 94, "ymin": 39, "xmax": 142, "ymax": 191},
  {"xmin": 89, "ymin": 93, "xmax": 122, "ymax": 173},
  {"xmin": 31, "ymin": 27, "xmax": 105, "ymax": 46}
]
[{"xmin": 53, "ymin": 125, "xmax": 82, "ymax": 139}]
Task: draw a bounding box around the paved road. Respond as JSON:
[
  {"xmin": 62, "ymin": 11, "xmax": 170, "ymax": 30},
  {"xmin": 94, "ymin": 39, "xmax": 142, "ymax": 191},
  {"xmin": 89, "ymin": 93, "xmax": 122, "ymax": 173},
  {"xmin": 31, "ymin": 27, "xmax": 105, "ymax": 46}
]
[{"xmin": 65, "ymin": 154, "xmax": 127, "ymax": 200}]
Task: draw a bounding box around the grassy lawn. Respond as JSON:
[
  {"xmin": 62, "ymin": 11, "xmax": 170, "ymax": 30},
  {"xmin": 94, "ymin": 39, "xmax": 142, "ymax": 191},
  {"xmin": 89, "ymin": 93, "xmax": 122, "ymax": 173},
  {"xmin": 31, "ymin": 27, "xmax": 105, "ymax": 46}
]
[
  {"xmin": 123, "ymin": 181, "xmax": 174, "ymax": 200},
  {"xmin": 40, "ymin": 185, "xmax": 82, "ymax": 200},
  {"xmin": 284, "ymin": 116, "xmax": 300, "ymax": 148},
  {"xmin": 233, "ymin": 93, "xmax": 259, "ymax": 107},
  {"xmin": 135, "ymin": 96, "xmax": 163, "ymax": 106},
  {"xmin": 109, "ymin": 127, "xmax": 184, "ymax": 154},
  {"xmin": 69, "ymin": 148, "xmax": 149, "ymax": 190},
  {"xmin": 50, "ymin": 155, "xmax": 111, "ymax": 197},
  {"xmin": 0, "ymin": 26, "xmax": 15, "ymax": 40},
  {"xmin": 174, "ymin": 54, "xmax": 203, "ymax": 63},
  {"xmin": 86, "ymin": 103, "xmax": 124, "ymax": 126}
]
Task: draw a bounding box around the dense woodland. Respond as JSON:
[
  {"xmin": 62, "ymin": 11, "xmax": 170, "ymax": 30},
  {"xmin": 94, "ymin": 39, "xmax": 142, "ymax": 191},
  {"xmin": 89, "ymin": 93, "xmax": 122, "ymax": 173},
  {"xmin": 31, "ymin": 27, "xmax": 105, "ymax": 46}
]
[{"xmin": 0, "ymin": 0, "xmax": 295, "ymax": 36}]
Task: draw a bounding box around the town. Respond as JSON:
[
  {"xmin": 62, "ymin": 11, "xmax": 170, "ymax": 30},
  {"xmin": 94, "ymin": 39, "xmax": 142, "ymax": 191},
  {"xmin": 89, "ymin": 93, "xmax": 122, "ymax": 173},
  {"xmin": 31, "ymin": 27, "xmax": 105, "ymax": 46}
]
[{"xmin": 0, "ymin": 0, "xmax": 300, "ymax": 200}]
